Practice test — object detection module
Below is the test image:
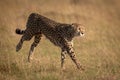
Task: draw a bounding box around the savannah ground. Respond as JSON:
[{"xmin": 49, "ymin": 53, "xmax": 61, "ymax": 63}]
[{"xmin": 0, "ymin": 0, "xmax": 120, "ymax": 80}]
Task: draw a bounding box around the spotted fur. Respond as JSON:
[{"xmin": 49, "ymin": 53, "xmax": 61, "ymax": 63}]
[{"xmin": 16, "ymin": 13, "xmax": 85, "ymax": 70}]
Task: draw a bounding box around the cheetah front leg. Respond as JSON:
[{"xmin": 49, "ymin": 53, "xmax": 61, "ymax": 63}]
[
  {"xmin": 61, "ymin": 48, "xmax": 67, "ymax": 70},
  {"xmin": 16, "ymin": 31, "xmax": 33, "ymax": 52},
  {"xmin": 65, "ymin": 44, "xmax": 84, "ymax": 70},
  {"xmin": 28, "ymin": 34, "xmax": 42, "ymax": 62}
]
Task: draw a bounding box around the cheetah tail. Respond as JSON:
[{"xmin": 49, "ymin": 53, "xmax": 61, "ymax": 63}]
[{"xmin": 15, "ymin": 28, "xmax": 25, "ymax": 35}]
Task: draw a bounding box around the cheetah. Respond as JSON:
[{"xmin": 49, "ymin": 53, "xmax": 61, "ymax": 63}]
[{"xmin": 16, "ymin": 13, "xmax": 85, "ymax": 70}]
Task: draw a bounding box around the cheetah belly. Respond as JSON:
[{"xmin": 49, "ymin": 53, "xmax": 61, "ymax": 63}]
[{"xmin": 45, "ymin": 34, "xmax": 60, "ymax": 46}]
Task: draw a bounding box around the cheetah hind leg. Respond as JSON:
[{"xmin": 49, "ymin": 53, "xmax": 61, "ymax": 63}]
[
  {"xmin": 16, "ymin": 33, "xmax": 33, "ymax": 52},
  {"xmin": 16, "ymin": 36, "xmax": 24, "ymax": 52},
  {"xmin": 28, "ymin": 34, "xmax": 42, "ymax": 62}
]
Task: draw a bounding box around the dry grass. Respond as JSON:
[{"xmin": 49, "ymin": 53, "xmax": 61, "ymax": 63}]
[{"xmin": 0, "ymin": 0, "xmax": 120, "ymax": 80}]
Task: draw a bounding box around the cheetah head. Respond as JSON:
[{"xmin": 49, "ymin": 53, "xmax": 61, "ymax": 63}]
[{"xmin": 71, "ymin": 23, "xmax": 85, "ymax": 37}]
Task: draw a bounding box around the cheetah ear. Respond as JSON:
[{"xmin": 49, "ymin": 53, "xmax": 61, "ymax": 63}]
[
  {"xmin": 71, "ymin": 23, "xmax": 75, "ymax": 27},
  {"xmin": 71, "ymin": 23, "xmax": 78, "ymax": 29},
  {"xmin": 71, "ymin": 23, "xmax": 77, "ymax": 30},
  {"xmin": 71, "ymin": 23, "xmax": 79, "ymax": 27}
]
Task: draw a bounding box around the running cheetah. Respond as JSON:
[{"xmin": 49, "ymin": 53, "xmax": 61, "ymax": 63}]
[{"xmin": 16, "ymin": 13, "xmax": 85, "ymax": 70}]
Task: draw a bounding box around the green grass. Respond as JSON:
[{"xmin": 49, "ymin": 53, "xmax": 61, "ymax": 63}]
[{"xmin": 0, "ymin": 0, "xmax": 120, "ymax": 80}]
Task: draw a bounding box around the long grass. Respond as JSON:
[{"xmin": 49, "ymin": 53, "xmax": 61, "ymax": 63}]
[{"xmin": 0, "ymin": 0, "xmax": 120, "ymax": 80}]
